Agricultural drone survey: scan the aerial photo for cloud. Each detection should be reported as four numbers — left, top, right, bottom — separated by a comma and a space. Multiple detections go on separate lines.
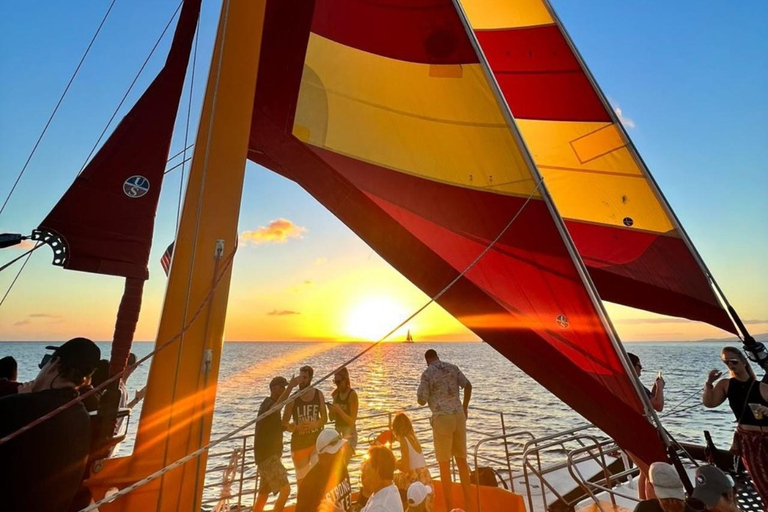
15, 239, 36, 250
613, 105, 636, 129
12, 313, 64, 327
241, 218, 306, 245
616, 318, 694, 325
617, 317, 768, 326
267, 309, 300, 316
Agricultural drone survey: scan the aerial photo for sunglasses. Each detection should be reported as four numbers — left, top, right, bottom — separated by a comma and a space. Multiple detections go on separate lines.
39, 353, 53, 369
722, 358, 741, 365
333, 378, 345, 385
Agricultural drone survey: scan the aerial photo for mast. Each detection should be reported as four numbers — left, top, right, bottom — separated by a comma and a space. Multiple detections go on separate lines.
448, 0, 671, 451
536, 0, 746, 341
86, 0, 269, 510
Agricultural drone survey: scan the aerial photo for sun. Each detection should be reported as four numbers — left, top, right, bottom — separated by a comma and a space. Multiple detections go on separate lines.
343, 296, 408, 341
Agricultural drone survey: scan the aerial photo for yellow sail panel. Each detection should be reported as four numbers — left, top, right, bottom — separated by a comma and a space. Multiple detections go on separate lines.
463, 0, 735, 331
247, 0, 670, 465
293, 34, 536, 197
463, 0, 553, 30
517, 119, 675, 234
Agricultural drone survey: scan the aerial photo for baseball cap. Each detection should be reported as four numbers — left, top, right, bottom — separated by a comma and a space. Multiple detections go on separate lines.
649, 462, 685, 501
44, 338, 100, 375
407, 482, 432, 507
692, 465, 733, 506
269, 376, 288, 388
316, 429, 347, 455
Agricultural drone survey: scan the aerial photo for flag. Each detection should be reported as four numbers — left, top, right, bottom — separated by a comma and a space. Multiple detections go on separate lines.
160, 242, 174, 277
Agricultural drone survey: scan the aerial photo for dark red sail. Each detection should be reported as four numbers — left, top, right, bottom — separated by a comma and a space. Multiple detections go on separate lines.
33, 0, 201, 280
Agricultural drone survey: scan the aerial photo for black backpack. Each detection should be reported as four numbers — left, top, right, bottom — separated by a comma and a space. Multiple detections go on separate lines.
470, 466, 509, 490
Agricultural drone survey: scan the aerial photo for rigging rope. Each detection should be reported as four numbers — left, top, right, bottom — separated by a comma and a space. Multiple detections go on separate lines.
0, 242, 41, 274
0, 0, 119, 219
177, 18, 200, 230
167, 143, 195, 164
0, 243, 41, 308
164, 157, 192, 175
77, 1, 184, 175
0, 246, 237, 447
78, 178, 544, 511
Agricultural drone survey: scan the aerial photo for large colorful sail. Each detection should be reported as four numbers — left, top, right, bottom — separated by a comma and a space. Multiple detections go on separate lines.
463, 0, 735, 333
248, 0, 666, 464
32, 0, 201, 280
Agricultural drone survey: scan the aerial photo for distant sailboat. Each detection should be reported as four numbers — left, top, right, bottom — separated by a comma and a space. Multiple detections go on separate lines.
404, 330, 414, 343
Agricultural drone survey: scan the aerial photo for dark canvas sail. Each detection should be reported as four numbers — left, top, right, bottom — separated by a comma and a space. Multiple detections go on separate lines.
247, 0, 667, 465
33, 0, 201, 280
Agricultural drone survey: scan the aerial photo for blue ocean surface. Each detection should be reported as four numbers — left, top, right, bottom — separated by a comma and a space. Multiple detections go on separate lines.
3, 341, 743, 506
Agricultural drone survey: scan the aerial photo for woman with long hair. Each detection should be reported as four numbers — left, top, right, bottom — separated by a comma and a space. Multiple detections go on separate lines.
328, 366, 358, 458
392, 412, 433, 512
703, 346, 768, 504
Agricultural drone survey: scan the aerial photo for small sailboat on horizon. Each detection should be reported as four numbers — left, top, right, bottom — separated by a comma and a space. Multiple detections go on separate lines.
405, 330, 414, 343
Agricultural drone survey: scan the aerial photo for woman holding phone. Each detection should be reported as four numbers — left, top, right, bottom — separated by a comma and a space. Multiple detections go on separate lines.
702, 346, 768, 504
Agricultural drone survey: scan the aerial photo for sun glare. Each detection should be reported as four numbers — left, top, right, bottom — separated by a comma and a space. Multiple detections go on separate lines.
344, 296, 408, 341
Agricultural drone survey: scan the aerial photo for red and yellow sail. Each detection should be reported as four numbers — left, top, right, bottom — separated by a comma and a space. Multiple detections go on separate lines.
464, 0, 735, 332
248, 0, 666, 464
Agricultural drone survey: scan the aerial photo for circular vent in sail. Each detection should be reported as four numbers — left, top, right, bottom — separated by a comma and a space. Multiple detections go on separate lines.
556, 315, 569, 329
623, 217, 634, 227
123, 175, 150, 198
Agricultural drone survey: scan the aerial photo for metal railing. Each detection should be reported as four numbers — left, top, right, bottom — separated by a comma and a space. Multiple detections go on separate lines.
200, 404, 513, 511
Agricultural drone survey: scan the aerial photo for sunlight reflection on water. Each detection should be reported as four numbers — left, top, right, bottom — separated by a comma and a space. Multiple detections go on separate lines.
7, 341, 742, 506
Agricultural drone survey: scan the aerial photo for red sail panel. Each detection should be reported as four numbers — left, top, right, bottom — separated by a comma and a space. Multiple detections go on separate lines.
34, 0, 201, 280
246, 0, 667, 465
468, 1, 734, 333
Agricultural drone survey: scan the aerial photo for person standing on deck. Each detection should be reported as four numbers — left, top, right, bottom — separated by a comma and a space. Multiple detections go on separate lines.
416, 349, 473, 512
627, 352, 665, 500
254, 375, 299, 512
628, 353, 665, 412
329, 366, 359, 458
702, 346, 768, 505
0, 337, 100, 512
283, 365, 328, 486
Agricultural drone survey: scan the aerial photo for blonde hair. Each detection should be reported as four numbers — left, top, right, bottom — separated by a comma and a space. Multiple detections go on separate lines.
722, 346, 756, 380
392, 412, 422, 453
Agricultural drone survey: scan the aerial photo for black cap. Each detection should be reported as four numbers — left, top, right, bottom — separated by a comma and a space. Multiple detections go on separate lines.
46, 338, 101, 376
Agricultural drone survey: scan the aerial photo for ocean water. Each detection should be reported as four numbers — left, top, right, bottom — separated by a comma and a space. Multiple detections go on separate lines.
2, 341, 742, 507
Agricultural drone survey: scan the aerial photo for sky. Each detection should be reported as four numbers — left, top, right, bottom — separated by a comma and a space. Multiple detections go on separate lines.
0, 0, 766, 343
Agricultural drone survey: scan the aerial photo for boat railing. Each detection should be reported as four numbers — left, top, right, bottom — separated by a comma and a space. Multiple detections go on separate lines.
517, 425, 634, 512
199, 403, 513, 511
564, 439, 640, 512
